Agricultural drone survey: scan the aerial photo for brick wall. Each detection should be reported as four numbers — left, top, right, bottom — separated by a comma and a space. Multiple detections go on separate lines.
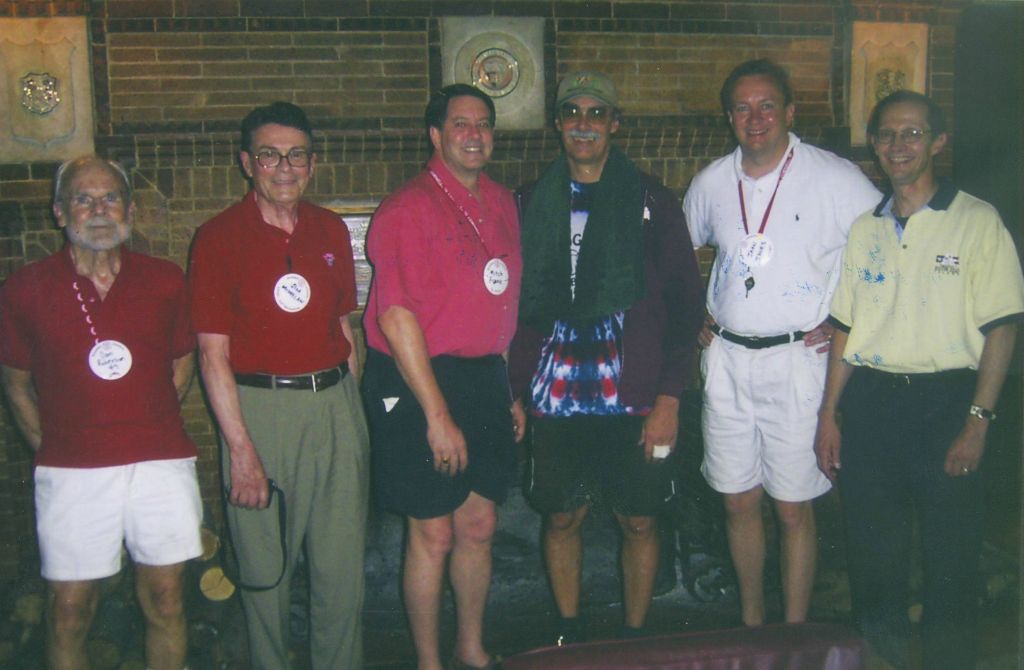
0, 0, 970, 582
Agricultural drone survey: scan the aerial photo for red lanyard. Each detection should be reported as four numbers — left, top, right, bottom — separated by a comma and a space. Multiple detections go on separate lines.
428, 169, 493, 257
737, 148, 794, 236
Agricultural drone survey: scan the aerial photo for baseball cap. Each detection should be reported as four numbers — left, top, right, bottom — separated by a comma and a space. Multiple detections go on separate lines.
556, 71, 619, 109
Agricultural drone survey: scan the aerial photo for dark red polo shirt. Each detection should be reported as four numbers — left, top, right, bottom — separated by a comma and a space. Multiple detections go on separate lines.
188, 191, 358, 374
0, 248, 197, 468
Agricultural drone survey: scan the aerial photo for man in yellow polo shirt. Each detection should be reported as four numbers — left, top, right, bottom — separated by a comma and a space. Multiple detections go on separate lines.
814, 90, 1024, 670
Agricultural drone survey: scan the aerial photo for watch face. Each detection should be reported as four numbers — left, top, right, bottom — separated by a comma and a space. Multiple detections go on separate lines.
471, 48, 520, 98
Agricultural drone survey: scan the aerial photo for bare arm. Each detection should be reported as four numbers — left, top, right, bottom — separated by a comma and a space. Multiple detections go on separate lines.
172, 351, 195, 403
196, 333, 269, 509
1, 365, 42, 451
814, 328, 855, 481
944, 323, 1017, 476
377, 305, 466, 475
341, 315, 361, 383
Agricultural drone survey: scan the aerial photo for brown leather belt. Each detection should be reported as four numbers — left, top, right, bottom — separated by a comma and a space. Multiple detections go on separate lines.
234, 363, 348, 392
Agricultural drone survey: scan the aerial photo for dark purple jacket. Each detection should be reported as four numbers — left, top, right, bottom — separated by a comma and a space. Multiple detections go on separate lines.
508, 172, 705, 409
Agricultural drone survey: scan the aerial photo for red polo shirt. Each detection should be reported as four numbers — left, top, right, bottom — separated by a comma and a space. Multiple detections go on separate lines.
189, 192, 358, 374
363, 157, 521, 357
0, 248, 197, 468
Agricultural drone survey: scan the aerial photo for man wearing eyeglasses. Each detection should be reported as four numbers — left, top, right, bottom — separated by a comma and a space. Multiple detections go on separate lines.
508, 71, 704, 644
0, 156, 202, 670
815, 90, 1024, 669
683, 59, 880, 629
188, 102, 368, 669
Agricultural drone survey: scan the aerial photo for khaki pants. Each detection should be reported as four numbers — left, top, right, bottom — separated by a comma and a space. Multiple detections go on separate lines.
224, 373, 369, 670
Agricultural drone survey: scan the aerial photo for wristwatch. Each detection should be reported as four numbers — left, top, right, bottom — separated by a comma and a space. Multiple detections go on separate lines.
968, 404, 996, 421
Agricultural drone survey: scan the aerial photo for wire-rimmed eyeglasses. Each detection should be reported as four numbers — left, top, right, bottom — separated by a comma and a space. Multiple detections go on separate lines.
872, 128, 931, 146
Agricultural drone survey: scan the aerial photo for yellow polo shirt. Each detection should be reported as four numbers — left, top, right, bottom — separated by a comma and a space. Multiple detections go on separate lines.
830, 183, 1024, 373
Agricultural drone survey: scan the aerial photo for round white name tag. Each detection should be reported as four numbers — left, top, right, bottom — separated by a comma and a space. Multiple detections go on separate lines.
89, 340, 133, 381
738, 233, 774, 267
274, 273, 311, 312
483, 258, 510, 295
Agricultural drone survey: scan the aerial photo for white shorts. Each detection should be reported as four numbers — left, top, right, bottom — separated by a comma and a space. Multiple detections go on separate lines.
35, 457, 203, 581
700, 336, 831, 502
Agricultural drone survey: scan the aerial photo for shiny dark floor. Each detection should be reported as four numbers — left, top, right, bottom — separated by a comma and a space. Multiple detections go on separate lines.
0, 387, 1019, 669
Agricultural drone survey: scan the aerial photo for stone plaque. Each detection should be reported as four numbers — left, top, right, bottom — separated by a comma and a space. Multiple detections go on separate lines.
441, 17, 545, 130
0, 17, 94, 161
849, 22, 929, 146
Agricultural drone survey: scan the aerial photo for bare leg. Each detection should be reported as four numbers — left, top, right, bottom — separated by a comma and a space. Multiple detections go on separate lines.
135, 562, 188, 670
543, 506, 589, 618
450, 493, 498, 667
774, 499, 817, 623
615, 513, 658, 629
404, 514, 454, 670
724, 486, 766, 626
47, 579, 99, 670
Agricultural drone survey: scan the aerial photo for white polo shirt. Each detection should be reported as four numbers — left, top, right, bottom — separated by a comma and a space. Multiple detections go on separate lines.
684, 133, 880, 336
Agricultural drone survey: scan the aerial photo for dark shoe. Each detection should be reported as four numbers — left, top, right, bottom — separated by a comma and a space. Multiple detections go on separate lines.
450, 654, 502, 670
554, 616, 586, 646
619, 625, 649, 639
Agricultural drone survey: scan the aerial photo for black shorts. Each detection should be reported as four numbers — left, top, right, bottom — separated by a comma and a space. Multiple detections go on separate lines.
526, 414, 677, 516
363, 349, 517, 519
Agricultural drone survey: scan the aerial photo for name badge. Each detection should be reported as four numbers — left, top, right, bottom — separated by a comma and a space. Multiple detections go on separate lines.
274, 273, 311, 312
738, 233, 774, 267
89, 340, 132, 381
483, 258, 509, 295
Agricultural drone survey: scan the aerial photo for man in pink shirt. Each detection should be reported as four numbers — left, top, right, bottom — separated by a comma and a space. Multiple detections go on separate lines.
362, 84, 522, 670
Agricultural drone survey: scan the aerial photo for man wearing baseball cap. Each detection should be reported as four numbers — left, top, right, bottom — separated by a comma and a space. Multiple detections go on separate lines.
509, 71, 704, 644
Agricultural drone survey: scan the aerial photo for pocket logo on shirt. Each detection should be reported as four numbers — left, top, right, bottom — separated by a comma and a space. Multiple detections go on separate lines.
934, 254, 960, 276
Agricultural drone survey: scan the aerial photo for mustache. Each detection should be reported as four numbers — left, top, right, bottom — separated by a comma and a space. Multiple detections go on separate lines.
84, 215, 120, 227
567, 129, 601, 141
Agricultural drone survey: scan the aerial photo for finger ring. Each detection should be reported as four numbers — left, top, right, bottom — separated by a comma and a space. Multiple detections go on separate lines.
441, 458, 450, 464
962, 466, 969, 473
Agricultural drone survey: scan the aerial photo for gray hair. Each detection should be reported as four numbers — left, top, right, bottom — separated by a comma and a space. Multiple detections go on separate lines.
53, 155, 133, 214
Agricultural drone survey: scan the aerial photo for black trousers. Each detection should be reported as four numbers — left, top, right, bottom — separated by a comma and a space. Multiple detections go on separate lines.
838, 367, 983, 670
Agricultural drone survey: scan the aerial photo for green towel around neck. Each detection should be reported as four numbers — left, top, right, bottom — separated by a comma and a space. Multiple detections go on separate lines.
519, 146, 646, 328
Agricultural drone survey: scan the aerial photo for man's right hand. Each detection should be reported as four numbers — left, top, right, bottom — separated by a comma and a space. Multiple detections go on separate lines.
697, 313, 717, 348
427, 412, 468, 477
511, 399, 527, 443
228, 442, 271, 509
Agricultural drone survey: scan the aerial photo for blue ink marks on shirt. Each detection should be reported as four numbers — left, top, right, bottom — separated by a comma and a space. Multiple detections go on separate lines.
850, 352, 884, 366
859, 269, 885, 284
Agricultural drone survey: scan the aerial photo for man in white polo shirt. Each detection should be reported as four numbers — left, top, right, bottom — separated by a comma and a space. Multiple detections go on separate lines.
816, 90, 1024, 669
684, 58, 879, 627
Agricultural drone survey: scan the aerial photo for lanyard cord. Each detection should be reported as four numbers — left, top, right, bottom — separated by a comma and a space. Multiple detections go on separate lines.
224, 479, 288, 592
428, 169, 493, 257
737, 148, 795, 236
71, 281, 101, 346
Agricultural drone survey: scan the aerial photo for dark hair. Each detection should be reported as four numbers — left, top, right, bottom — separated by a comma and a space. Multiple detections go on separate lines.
866, 89, 946, 138
240, 101, 314, 153
719, 58, 794, 115
424, 84, 496, 132
54, 155, 132, 214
